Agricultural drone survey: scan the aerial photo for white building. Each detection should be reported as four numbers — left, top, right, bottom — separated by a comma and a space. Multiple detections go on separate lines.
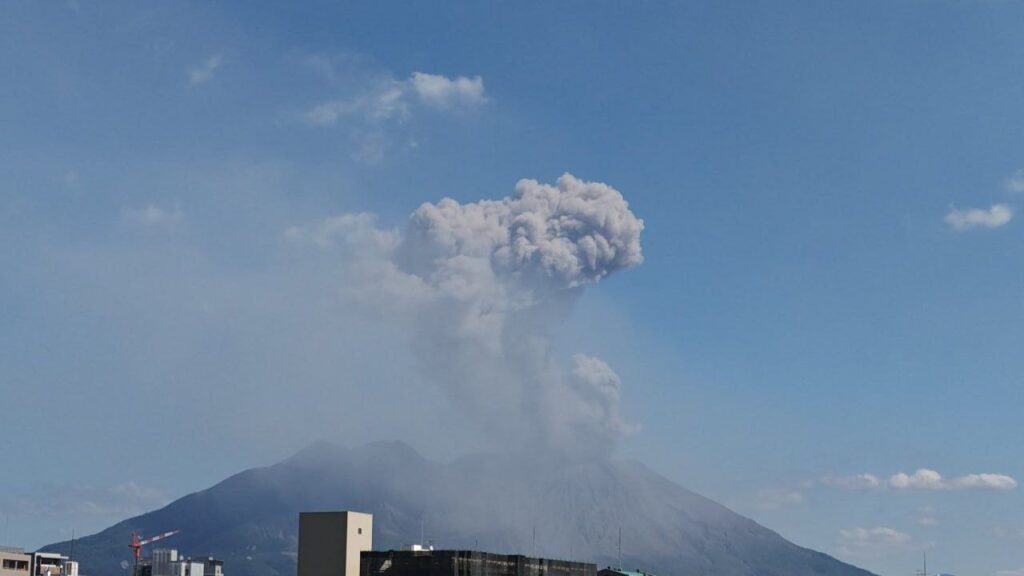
154, 550, 220, 576
151, 550, 178, 576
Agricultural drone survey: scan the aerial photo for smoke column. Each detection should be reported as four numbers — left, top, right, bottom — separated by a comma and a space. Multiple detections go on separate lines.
288, 174, 644, 459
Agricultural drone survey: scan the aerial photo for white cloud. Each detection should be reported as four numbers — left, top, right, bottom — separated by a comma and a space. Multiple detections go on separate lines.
889, 469, 1017, 491
409, 72, 486, 108
302, 71, 485, 127
994, 569, 1024, 576
189, 54, 226, 85
298, 61, 487, 162
944, 204, 1013, 231
836, 526, 913, 560
889, 468, 946, 490
822, 473, 883, 490
948, 473, 1019, 490
1005, 170, 1024, 193
121, 204, 183, 230
822, 469, 1017, 492
755, 489, 805, 510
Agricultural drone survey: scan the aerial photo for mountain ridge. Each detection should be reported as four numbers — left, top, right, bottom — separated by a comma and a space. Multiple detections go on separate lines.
42, 441, 874, 576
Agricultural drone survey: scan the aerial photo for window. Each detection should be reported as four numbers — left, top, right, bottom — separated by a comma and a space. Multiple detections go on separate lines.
358, 528, 363, 535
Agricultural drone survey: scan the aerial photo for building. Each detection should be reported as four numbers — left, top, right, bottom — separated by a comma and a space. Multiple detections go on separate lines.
144, 549, 220, 576
169, 559, 205, 576
0, 548, 31, 576
199, 557, 222, 576
152, 550, 178, 576
296, 510, 595, 576
31, 553, 75, 576
597, 569, 655, 576
361, 550, 596, 576
0, 548, 77, 576
298, 511, 373, 576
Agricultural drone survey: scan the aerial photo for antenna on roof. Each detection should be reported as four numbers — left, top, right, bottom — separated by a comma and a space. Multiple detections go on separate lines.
617, 526, 622, 570
914, 551, 929, 576
532, 526, 536, 558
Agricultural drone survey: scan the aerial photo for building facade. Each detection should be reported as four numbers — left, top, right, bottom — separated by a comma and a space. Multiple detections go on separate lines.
0, 548, 31, 576
298, 511, 373, 576
31, 553, 73, 576
151, 549, 178, 576
360, 550, 596, 576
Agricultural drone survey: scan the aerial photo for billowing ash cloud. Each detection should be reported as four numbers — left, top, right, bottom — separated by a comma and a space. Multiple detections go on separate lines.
288, 174, 644, 459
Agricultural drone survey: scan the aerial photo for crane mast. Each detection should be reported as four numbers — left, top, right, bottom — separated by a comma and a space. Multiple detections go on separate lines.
128, 529, 181, 576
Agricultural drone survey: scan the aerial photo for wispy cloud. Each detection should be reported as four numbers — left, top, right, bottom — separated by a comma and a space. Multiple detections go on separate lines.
121, 204, 183, 230
822, 469, 1017, 492
302, 84, 408, 126
189, 54, 226, 85
302, 70, 486, 127
821, 473, 883, 490
992, 527, 1024, 540
754, 489, 805, 510
1004, 170, 1024, 193
835, 526, 913, 560
944, 204, 1012, 231
994, 569, 1024, 576
4, 482, 168, 519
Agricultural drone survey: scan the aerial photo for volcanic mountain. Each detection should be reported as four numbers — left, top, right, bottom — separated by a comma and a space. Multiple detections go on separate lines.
42, 441, 873, 576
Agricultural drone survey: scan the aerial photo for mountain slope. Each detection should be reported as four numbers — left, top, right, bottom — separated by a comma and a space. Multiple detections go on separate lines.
42, 441, 873, 576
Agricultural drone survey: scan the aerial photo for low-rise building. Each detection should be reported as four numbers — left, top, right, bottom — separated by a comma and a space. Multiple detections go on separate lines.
0, 548, 31, 576
32, 552, 68, 576
361, 550, 596, 576
145, 550, 221, 576
152, 549, 178, 576
597, 568, 656, 576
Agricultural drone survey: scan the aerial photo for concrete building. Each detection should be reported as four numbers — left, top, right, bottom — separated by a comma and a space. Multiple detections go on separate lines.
149, 551, 219, 576
0, 548, 31, 576
298, 512, 373, 576
361, 550, 596, 576
296, 510, 593, 576
151, 549, 178, 576
597, 569, 655, 576
32, 553, 68, 576
169, 559, 204, 576
199, 557, 222, 576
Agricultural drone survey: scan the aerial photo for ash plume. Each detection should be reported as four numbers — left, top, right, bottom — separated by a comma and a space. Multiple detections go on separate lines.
288, 174, 644, 459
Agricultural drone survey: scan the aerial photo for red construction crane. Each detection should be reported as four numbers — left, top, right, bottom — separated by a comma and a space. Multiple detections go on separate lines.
128, 530, 181, 576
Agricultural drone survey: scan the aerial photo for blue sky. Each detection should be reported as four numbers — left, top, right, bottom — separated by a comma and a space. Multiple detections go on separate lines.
3, 2, 1024, 575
